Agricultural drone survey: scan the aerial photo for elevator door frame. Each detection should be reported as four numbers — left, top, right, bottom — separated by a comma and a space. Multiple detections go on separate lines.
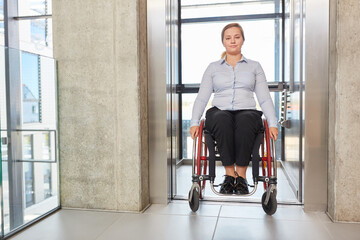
148, 0, 329, 212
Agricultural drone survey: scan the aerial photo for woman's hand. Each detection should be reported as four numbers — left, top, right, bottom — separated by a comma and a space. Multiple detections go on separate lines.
190, 126, 200, 139
269, 127, 279, 141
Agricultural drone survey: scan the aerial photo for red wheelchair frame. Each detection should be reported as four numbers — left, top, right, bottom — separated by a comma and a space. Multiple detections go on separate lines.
188, 118, 278, 215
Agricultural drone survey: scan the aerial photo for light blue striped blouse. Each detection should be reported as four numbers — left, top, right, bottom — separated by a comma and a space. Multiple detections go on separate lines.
191, 56, 278, 128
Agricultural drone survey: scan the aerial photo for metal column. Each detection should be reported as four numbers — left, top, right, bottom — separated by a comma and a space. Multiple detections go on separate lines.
4, 0, 25, 230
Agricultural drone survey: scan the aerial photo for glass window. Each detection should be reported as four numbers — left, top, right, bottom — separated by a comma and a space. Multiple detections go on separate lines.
181, 20, 278, 84
42, 132, 50, 160
23, 134, 34, 160
1, 131, 7, 160
21, 51, 41, 123
23, 135, 35, 207
43, 163, 52, 199
24, 162, 35, 207
18, 0, 52, 16
18, 131, 55, 161
182, 94, 197, 159
2, 160, 10, 233
1, 0, 57, 235
182, 94, 213, 159
0, 47, 7, 161
19, 18, 53, 57
182, 0, 279, 19
0, 0, 4, 46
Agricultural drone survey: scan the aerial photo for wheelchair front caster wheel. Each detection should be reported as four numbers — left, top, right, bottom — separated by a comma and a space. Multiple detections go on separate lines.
188, 189, 200, 212
261, 191, 277, 215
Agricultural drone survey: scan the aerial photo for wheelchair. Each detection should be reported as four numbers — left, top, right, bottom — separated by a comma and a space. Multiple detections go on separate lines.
188, 118, 278, 215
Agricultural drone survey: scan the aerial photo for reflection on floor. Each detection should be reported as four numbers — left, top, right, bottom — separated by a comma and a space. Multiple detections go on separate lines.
9, 202, 360, 240
175, 163, 298, 203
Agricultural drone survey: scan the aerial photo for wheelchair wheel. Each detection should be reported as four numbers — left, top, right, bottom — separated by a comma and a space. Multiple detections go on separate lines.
196, 120, 207, 199
188, 189, 200, 212
261, 191, 277, 215
198, 156, 207, 199
261, 119, 273, 191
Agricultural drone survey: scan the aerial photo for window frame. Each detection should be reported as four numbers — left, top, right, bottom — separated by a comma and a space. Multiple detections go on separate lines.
178, 0, 285, 161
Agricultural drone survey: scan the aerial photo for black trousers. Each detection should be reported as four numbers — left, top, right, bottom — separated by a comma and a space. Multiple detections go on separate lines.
205, 107, 263, 166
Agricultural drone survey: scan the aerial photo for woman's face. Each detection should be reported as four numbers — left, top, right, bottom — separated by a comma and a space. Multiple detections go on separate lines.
222, 27, 244, 56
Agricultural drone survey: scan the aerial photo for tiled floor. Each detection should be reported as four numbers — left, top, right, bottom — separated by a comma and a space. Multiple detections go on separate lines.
9, 201, 360, 240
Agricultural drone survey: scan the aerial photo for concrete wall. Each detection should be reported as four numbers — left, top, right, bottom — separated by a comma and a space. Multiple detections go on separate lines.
328, 0, 360, 222
52, 0, 149, 211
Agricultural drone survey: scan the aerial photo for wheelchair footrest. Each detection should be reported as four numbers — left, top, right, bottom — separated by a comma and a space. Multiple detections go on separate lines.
256, 176, 277, 184
213, 183, 255, 188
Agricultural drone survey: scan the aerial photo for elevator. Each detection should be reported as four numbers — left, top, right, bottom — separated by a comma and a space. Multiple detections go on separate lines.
149, 0, 328, 211
171, 0, 305, 204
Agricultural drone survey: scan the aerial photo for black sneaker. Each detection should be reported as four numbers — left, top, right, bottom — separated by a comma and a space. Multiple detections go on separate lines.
234, 176, 249, 194
220, 175, 235, 194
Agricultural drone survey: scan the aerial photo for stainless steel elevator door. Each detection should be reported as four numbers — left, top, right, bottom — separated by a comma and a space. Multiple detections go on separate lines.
281, 0, 304, 202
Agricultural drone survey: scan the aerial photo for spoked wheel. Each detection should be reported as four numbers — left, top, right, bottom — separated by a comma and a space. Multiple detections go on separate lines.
261, 119, 274, 191
188, 188, 200, 212
198, 157, 207, 199
197, 120, 208, 199
261, 191, 277, 215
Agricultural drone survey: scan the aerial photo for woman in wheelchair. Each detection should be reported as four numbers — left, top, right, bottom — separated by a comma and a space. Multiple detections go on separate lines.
189, 23, 278, 195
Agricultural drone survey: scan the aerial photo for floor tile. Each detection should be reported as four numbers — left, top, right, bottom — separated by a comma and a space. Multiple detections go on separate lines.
213, 217, 271, 240
220, 204, 316, 222
144, 202, 221, 217
213, 217, 331, 240
322, 222, 360, 240
96, 213, 217, 240
9, 209, 123, 240
264, 218, 331, 240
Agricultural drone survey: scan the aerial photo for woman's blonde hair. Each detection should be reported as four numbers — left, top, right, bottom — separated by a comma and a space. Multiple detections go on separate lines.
221, 23, 245, 59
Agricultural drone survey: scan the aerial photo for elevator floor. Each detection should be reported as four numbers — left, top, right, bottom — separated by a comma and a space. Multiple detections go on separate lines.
9, 202, 360, 240
175, 163, 299, 203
